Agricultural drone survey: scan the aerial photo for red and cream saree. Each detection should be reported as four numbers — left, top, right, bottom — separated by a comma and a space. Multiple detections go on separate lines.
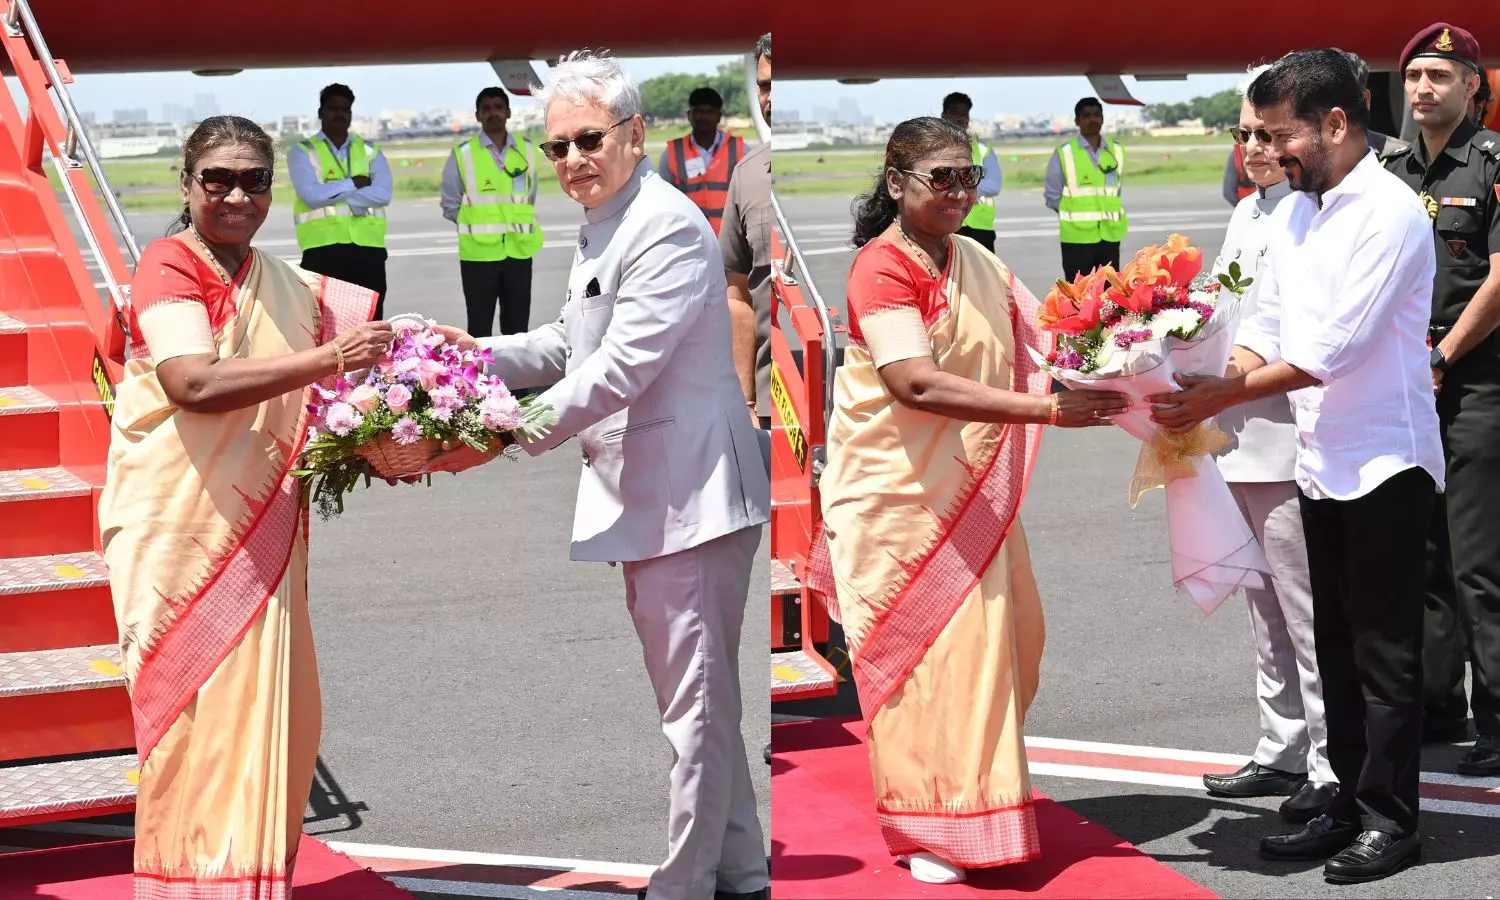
807, 234, 1051, 868
98, 234, 375, 899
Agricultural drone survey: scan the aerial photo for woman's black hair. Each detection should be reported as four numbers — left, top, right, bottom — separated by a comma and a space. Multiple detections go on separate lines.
168, 114, 275, 235
850, 116, 971, 248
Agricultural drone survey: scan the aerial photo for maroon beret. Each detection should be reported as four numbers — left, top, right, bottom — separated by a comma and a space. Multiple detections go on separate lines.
1401, 23, 1483, 75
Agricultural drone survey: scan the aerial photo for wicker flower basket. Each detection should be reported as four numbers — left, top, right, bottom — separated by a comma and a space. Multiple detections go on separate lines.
353, 432, 503, 479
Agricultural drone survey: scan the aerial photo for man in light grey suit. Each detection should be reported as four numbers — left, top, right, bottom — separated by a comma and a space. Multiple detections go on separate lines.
438, 51, 770, 900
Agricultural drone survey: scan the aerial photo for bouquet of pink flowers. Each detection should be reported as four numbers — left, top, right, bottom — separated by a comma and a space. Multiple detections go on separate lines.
294, 314, 557, 518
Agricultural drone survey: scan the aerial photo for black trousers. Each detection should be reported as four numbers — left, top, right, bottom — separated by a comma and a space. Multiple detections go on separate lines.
460, 258, 534, 339
1060, 240, 1121, 280
1300, 465, 1435, 837
957, 225, 995, 253
300, 244, 388, 320
1424, 342, 1500, 737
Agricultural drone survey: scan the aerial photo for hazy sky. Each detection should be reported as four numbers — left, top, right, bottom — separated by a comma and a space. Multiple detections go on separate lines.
68, 55, 1244, 123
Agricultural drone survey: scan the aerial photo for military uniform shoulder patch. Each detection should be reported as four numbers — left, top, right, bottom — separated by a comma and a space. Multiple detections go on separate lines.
1476, 137, 1500, 167
1380, 141, 1411, 163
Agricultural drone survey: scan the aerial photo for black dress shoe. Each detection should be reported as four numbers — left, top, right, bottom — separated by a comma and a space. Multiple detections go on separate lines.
716, 890, 770, 900
1324, 831, 1421, 883
1456, 734, 1500, 776
1279, 780, 1339, 823
637, 890, 647, 900
1260, 814, 1360, 860
1203, 761, 1307, 798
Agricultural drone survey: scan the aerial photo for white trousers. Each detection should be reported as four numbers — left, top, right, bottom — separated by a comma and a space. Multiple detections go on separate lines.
623, 524, 767, 899
1231, 480, 1336, 783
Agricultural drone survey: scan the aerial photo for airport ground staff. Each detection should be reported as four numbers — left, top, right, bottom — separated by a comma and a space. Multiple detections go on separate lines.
440, 87, 542, 338
1043, 96, 1127, 279
940, 91, 1003, 253
659, 87, 745, 235
289, 83, 392, 318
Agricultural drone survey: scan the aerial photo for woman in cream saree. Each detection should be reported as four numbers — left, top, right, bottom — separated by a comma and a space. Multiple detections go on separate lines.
805, 118, 1125, 885
97, 116, 388, 899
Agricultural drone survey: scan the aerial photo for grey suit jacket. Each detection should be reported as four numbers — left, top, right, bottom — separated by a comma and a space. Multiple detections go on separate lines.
478, 161, 770, 563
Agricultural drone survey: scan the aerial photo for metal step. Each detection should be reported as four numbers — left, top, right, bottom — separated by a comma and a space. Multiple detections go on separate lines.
0, 552, 109, 597
0, 466, 91, 503
0, 385, 56, 415
0, 645, 125, 698
771, 649, 839, 699
0, 552, 116, 654
0, 753, 138, 826
771, 558, 801, 596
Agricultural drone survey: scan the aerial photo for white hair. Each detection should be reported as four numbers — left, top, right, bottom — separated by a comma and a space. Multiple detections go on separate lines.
1237, 63, 1275, 99
536, 49, 643, 121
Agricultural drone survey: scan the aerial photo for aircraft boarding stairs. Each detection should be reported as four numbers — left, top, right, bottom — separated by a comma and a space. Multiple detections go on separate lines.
767, 191, 847, 705
0, 0, 141, 827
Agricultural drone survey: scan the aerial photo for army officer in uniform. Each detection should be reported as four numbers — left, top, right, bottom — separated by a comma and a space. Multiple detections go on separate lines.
1383, 22, 1500, 776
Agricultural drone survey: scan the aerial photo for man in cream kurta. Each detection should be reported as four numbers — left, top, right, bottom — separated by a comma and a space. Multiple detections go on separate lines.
476, 158, 771, 900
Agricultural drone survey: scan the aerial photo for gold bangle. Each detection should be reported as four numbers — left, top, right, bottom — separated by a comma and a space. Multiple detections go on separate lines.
1048, 394, 1060, 425
331, 341, 345, 377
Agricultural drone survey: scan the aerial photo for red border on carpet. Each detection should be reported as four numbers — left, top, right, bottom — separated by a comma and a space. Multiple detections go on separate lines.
0, 835, 413, 899
771, 717, 1216, 899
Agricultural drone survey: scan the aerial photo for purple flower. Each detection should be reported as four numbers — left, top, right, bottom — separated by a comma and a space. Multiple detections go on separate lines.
391, 416, 423, 445
429, 385, 462, 412
1190, 302, 1215, 322
1052, 347, 1086, 370
1113, 328, 1154, 350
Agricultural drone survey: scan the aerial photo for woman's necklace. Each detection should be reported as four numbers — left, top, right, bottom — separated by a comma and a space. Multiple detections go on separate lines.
897, 224, 944, 280
187, 227, 235, 286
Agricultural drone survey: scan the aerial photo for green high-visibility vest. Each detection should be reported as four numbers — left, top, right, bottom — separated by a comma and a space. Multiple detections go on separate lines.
1056, 137, 1128, 244
292, 136, 388, 251
962, 138, 996, 232
455, 136, 543, 262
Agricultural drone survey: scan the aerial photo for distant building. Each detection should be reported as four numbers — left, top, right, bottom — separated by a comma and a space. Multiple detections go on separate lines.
112, 108, 149, 125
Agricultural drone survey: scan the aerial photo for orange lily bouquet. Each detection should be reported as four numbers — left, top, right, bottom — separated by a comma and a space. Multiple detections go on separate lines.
1036, 234, 1250, 376
1026, 235, 1271, 614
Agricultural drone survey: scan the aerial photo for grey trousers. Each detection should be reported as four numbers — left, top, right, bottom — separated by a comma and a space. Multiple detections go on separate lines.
1230, 480, 1336, 783
623, 524, 768, 899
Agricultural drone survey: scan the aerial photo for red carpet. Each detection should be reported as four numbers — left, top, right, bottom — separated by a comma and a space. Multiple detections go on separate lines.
771, 717, 1215, 899
0, 835, 413, 899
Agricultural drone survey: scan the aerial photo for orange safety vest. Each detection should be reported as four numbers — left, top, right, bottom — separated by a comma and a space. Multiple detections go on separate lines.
664, 132, 745, 234
1231, 143, 1254, 202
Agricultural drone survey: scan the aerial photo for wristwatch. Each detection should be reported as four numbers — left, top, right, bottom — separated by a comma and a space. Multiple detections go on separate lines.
1431, 346, 1451, 373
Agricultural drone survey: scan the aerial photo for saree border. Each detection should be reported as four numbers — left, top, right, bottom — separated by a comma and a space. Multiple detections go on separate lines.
134, 871, 291, 900
878, 798, 1041, 869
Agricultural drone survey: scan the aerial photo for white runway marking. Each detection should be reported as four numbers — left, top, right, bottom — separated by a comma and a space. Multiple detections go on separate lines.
323, 840, 658, 878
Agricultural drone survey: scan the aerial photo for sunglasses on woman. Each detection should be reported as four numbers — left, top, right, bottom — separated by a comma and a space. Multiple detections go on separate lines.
1230, 126, 1274, 146
540, 118, 634, 162
192, 167, 274, 195
897, 165, 984, 191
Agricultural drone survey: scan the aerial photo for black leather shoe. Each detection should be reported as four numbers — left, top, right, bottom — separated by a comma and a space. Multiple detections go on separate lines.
1260, 814, 1360, 860
716, 890, 770, 900
1279, 781, 1339, 823
637, 890, 647, 900
1456, 734, 1500, 776
1324, 831, 1421, 883
1204, 761, 1307, 798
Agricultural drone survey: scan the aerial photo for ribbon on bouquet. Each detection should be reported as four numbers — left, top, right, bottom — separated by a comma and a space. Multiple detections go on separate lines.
1127, 422, 1231, 509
